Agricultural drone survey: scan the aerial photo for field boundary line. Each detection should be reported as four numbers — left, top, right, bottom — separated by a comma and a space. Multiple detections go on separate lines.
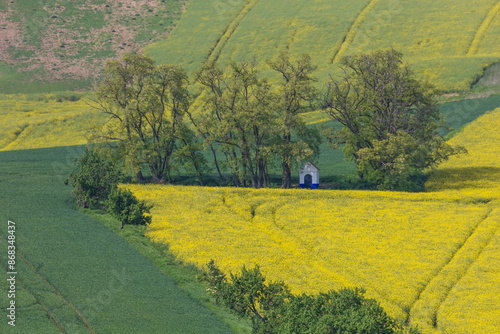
408, 205, 500, 332
206, 0, 260, 64
0, 234, 96, 334
331, 0, 382, 63
466, 0, 500, 55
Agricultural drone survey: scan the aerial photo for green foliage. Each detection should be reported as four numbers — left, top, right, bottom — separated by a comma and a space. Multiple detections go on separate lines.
323, 49, 466, 191
91, 53, 202, 183
0, 146, 234, 333
202, 261, 291, 332
202, 261, 419, 334
106, 188, 152, 229
200, 259, 228, 303
268, 51, 322, 188
276, 289, 400, 334
195, 59, 277, 188
65, 146, 121, 208
194, 53, 321, 188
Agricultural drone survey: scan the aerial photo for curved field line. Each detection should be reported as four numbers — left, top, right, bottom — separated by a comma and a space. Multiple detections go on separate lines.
266, 204, 403, 316
206, 0, 260, 64
408, 205, 500, 332
0, 234, 98, 334
0, 261, 66, 333
2, 124, 29, 151
467, 0, 500, 55
331, 0, 382, 63
16, 252, 97, 334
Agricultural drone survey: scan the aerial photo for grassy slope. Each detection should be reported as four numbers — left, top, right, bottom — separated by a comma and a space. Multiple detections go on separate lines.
82, 209, 252, 334
0, 146, 234, 333
0, 0, 183, 94
144, 0, 248, 75
2, 0, 498, 94
146, 0, 500, 91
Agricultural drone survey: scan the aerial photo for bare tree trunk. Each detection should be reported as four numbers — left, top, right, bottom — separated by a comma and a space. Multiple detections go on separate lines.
281, 162, 292, 189
281, 132, 292, 188
210, 145, 224, 184
258, 158, 267, 188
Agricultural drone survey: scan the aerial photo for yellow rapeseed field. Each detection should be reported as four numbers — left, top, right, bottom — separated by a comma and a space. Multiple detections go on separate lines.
127, 108, 500, 332
0, 95, 104, 151
420, 108, 500, 333
436, 207, 500, 334
127, 184, 496, 325
427, 107, 500, 193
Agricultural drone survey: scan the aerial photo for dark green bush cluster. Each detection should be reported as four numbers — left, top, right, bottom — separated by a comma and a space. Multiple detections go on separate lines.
201, 260, 421, 334
65, 147, 121, 208
106, 188, 152, 229
66, 147, 151, 228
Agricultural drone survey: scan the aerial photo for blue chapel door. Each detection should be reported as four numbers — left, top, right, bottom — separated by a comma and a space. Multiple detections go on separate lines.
304, 174, 312, 189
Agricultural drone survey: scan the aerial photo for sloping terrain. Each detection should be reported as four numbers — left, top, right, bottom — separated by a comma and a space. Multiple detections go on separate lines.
1, 0, 499, 93
0, 146, 233, 333
146, 0, 500, 91
1, 2, 499, 333
0, 0, 184, 93
127, 108, 500, 333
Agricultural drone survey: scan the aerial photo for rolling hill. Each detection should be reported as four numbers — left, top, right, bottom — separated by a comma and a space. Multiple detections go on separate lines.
127, 107, 500, 334
1, 1, 500, 333
145, 0, 500, 91
0, 0, 184, 93
1, 0, 499, 94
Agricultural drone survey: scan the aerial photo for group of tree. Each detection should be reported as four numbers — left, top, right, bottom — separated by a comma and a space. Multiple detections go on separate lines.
89, 52, 320, 189
65, 147, 151, 229
89, 54, 202, 184
193, 54, 321, 188
200, 260, 421, 334
89, 49, 465, 191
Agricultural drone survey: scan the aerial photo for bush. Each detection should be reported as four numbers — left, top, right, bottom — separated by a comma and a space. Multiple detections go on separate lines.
201, 261, 420, 334
65, 147, 121, 208
106, 188, 152, 229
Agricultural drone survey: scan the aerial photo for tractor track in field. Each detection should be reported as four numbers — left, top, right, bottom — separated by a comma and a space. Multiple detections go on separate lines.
0, 260, 66, 333
2, 124, 29, 151
331, 0, 382, 63
407, 204, 500, 331
17, 252, 97, 334
205, 0, 260, 64
260, 203, 403, 314
0, 234, 96, 333
467, 0, 500, 55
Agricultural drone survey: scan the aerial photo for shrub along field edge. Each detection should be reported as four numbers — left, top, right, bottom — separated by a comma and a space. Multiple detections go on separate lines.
0, 146, 237, 334
82, 209, 253, 334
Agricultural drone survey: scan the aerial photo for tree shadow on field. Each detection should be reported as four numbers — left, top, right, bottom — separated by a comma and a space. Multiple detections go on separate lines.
427, 167, 500, 190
